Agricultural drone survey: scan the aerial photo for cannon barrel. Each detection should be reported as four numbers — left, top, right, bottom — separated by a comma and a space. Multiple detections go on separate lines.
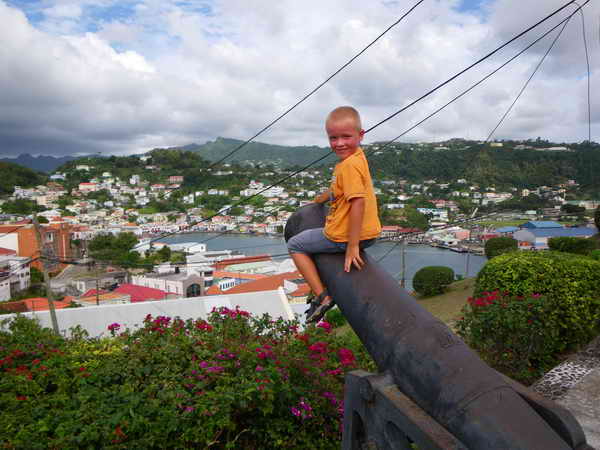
285, 204, 584, 449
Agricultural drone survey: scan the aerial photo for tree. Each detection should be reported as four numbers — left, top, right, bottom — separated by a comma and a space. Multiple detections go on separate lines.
595, 206, 600, 231
88, 232, 139, 265
484, 237, 518, 259
37, 216, 49, 224
400, 207, 430, 231
1, 199, 44, 215
157, 245, 172, 262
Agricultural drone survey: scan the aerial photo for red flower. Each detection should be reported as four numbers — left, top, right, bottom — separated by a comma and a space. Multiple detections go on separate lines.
338, 348, 356, 366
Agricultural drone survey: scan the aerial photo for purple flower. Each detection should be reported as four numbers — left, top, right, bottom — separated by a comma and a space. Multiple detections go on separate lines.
291, 407, 301, 417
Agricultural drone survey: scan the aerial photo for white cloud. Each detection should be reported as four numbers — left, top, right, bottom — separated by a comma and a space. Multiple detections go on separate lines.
0, 0, 599, 158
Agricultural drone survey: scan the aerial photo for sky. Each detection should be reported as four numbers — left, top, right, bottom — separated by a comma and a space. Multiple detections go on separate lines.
1, 0, 599, 157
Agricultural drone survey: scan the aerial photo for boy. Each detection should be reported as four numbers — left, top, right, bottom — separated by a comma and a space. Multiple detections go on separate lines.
287, 106, 381, 323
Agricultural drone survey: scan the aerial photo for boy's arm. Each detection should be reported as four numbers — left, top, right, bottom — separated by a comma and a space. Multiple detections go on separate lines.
345, 197, 365, 272
314, 189, 331, 204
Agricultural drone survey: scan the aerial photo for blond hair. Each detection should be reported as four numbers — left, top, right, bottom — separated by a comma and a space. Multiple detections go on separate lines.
326, 106, 362, 131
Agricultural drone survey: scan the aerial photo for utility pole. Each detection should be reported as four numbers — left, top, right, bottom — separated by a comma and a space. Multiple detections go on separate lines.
465, 249, 471, 280
33, 216, 59, 334
95, 274, 100, 306
400, 238, 406, 288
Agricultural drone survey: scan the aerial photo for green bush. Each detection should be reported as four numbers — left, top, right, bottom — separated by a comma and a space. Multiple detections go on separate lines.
413, 266, 454, 297
484, 236, 518, 259
457, 292, 560, 384
475, 251, 600, 346
591, 249, 600, 261
0, 310, 375, 449
324, 307, 347, 328
548, 236, 597, 255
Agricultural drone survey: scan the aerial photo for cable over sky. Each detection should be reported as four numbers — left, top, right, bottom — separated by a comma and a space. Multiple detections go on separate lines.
137, 0, 590, 250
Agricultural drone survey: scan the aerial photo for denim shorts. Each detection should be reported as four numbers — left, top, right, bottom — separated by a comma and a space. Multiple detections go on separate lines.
287, 227, 375, 255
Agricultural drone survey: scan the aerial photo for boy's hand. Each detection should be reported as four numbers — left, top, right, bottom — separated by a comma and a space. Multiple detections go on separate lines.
344, 244, 364, 272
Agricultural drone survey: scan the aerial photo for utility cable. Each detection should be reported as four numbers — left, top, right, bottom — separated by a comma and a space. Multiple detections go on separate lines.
205, 0, 426, 170
485, 15, 572, 142
573, 2, 591, 142
128, 1, 584, 253
364, 0, 582, 134
366, 10, 581, 157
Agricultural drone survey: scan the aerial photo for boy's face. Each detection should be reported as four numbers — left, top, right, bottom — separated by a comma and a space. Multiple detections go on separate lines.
326, 118, 365, 161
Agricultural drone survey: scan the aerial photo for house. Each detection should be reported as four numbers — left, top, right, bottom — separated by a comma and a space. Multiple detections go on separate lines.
0, 253, 31, 301
131, 264, 212, 297
169, 176, 184, 183
79, 183, 97, 193
513, 225, 597, 250
0, 223, 73, 271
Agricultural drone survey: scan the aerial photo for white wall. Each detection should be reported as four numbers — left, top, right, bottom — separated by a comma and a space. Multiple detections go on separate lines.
0, 234, 18, 252
1, 288, 294, 338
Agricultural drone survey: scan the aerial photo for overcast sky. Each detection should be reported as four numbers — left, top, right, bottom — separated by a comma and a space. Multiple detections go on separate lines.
1, 0, 599, 157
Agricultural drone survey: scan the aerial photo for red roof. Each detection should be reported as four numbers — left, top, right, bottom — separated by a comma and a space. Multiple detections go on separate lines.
213, 270, 267, 280
0, 247, 16, 256
113, 283, 167, 303
220, 271, 303, 295
82, 288, 107, 298
214, 254, 272, 270
3, 297, 73, 312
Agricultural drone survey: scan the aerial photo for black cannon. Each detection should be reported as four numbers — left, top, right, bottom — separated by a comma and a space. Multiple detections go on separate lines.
285, 204, 591, 450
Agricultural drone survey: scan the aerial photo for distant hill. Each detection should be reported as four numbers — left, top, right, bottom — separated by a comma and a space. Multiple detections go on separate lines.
0, 154, 78, 173
0, 161, 46, 195
177, 137, 334, 168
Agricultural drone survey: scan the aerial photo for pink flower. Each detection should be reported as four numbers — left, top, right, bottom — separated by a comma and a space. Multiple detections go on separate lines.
291, 407, 301, 417
338, 348, 356, 366
255, 365, 264, 372
317, 321, 332, 333
308, 341, 328, 354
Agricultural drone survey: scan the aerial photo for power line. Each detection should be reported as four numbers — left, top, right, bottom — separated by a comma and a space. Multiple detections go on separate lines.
485, 14, 572, 142
146, 6, 583, 251
205, 0, 426, 170
364, 0, 581, 133
573, 2, 592, 142
366, 9, 582, 156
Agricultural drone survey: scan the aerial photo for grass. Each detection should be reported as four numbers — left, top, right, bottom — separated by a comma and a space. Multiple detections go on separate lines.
416, 278, 476, 325
334, 278, 476, 336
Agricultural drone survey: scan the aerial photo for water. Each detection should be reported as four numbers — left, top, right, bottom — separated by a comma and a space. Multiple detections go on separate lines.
162, 233, 487, 291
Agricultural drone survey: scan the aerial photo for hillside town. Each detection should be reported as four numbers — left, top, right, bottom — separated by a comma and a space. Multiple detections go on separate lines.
0, 145, 598, 313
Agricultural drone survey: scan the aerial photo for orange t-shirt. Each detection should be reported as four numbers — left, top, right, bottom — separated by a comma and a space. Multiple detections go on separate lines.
324, 147, 381, 242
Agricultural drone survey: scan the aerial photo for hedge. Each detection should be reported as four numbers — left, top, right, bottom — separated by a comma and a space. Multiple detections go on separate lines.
0, 310, 375, 448
484, 236, 518, 259
548, 236, 597, 255
475, 251, 600, 345
413, 266, 454, 297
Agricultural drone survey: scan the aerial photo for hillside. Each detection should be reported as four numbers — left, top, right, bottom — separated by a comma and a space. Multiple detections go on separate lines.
178, 137, 335, 168
369, 142, 600, 194
0, 162, 46, 195
0, 154, 78, 173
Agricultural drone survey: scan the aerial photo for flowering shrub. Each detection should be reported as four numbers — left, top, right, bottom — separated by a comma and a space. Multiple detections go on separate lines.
475, 251, 600, 346
0, 308, 375, 448
457, 291, 568, 384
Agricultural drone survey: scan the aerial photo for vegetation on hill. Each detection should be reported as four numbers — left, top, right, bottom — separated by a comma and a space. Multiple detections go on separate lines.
0, 154, 77, 173
0, 162, 46, 195
369, 142, 600, 195
180, 137, 334, 168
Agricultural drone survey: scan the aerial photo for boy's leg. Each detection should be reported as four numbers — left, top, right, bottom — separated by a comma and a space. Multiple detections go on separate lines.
290, 252, 329, 300
287, 228, 342, 305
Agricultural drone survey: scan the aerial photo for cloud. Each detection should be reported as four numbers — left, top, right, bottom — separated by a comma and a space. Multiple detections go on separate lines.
0, 0, 599, 158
